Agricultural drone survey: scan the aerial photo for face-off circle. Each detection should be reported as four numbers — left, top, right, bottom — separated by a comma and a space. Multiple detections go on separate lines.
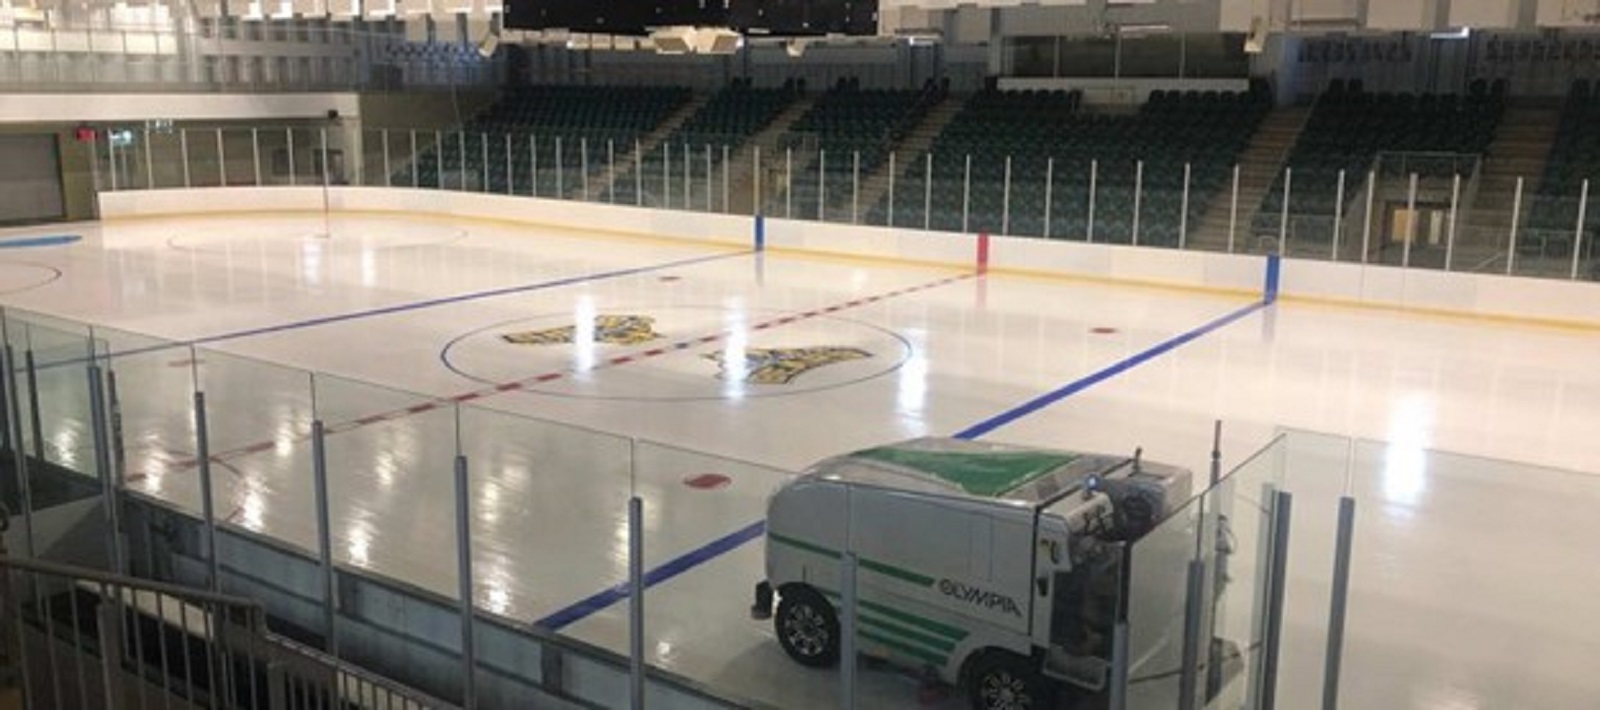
441, 305, 913, 401
0, 262, 62, 295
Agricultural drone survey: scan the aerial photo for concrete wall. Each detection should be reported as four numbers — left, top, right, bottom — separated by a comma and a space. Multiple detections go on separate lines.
98, 186, 1600, 327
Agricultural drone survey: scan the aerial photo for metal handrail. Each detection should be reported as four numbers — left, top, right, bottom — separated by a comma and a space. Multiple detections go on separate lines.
0, 555, 264, 612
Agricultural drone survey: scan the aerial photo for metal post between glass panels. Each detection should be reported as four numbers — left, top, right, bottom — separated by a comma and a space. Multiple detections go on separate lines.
322, 128, 332, 187
1228, 163, 1239, 253
1279, 167, 1292, 256
683, 142, 690, 210
1572, 179, 1590, 280
383, 129, 392, 188
434, 131, 442, 190
610, 140, 618, 204
253, 128, 262, 186
581, 138, 590, 201
922, 153, 933, 231
1403, 173, 1417, 268
785, 147, 793, 219
286, 127, 298, 184
1002, 156, 1012, 236
888, 152, 896, 228
1361, 170, 1376, 264
706, 145, 714, 212
628, 495, 645, 710
1131, 160, 1142, 247
216, 128, 227, 187
105, 133, 116, 191
852, 150, 860, 224
1044, 157, 1054, 238
144, 128, 154, 189
961, 154, 971, 234
409, 130, 418, 189
458, 132, 467, 191
505, 134, 513, 195
555, 136, 564, 198
533, 135, 541, 197
663, 142, 670, 207
1179, 162, 1191, 250
481, 134, 489, 192
179, 128, 191, 188
453, 453, 477, 710
722, 145, 730, 213
1508, 177, 1523, 276
1087, 159, 1098, 243
635, 140, 644, 205
1331, 170, 1346, 260
818, 150, 827, 221
1445, 174, 1461, 271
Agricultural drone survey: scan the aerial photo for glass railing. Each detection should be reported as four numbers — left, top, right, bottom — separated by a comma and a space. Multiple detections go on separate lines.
87, 123, 1600, 286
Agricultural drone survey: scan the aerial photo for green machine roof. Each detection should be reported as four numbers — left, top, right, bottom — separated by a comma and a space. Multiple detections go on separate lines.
851, 446, 1081, 498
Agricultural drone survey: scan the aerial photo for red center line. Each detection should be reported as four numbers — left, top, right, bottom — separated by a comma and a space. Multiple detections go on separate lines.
186, 271, 977, 466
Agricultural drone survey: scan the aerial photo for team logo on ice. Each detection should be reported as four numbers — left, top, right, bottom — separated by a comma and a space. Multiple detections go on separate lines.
501, 315, 662, 346
704, 347, 871, 385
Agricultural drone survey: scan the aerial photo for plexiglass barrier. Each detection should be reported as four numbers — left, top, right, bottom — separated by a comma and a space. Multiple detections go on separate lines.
6, 302, 1599, 708
90, 124, 1600, 285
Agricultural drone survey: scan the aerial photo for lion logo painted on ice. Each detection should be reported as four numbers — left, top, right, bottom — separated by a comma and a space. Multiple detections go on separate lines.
501, 315, 662, 346
704, 347, 871, 385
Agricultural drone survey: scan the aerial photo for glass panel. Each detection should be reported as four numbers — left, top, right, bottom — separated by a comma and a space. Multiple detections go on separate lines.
192, 349, 316, 549
99, 328, 200, 516
147, 127, 185, 188
310, 373, 456, 589
1339, 439, 1600, 708
456, 404, 631, 626
5, 312, 99, 479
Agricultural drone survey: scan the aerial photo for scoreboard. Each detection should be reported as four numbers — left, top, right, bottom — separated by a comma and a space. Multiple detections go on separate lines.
503, 0, 878, 36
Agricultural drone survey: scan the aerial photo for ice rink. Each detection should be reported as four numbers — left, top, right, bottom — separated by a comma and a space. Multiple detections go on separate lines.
3, 212, 1598, 708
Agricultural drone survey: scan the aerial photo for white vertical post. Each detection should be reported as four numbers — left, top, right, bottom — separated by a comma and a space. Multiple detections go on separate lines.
1228, 163, 1239, 253
1179, 162, 1191, 249
887, 152, 896, 228
481, 134, 490, 192
435, 131, 443, 190
611, 141, 619, 204
1572, 179, 1589, 280
321, 127, 331, 187
1403, 173, 1418, 268
107, 136, 118, 191
581, 137, 590, 201
663, 141, 671, 207
961, 154, 971, 233
683, 142, 691, 210
924, 153, 933, 231
1132, 160, 1144, 246
1508, 177, 1523, 275
250, 128, 263, 187
785, 147, 793, 219
505, 134, 513, 195
852, 150, 860, 224
1332, 169, 1346, 260
383, 129, 392, 188
458, 132, 467, 191
144, 128, 154, 189
1279, 167, 1292, 256
555, 136, 563, 198
818, 149, 827, 220
287, 128, 296, 186
1088, 159, 1098, 243
1361, 170, 1376, 264
1044, 157, 1055, 237
1002, 156, 1013, 236
1445, 173, 1460, 271
409, 130, 418, 189
179, 128, 191, 188
215, 128, 226, 187
635, 140, 643, 205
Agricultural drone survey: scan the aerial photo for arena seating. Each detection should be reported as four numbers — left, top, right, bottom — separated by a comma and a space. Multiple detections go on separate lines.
398, 84, 692, 196
1254, 82, 1504, 240
612, 78, 801, 207
777, 78, 945, 221
872, 83, 1269, 245
1525, 80, 1600, 253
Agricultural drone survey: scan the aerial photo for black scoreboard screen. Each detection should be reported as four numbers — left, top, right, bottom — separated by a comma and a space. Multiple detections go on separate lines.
503, 0, 878, 36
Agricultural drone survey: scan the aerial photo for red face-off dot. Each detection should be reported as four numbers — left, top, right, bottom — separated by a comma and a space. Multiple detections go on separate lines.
1090, 327, 1118, 335
167, 358, 205, 368
683, 473, 732, 490
658, 275, 683, 283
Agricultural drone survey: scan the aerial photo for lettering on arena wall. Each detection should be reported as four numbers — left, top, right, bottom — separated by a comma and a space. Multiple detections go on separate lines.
937, 579, 1023, 618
